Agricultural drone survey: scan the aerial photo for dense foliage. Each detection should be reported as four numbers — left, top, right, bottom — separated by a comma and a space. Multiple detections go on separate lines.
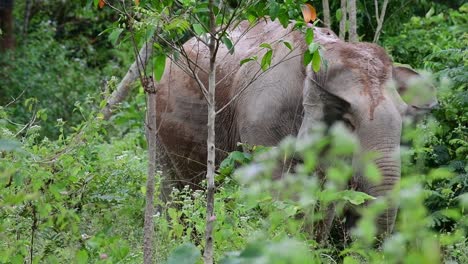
0, 1, 131, 138
384, 5, 467, 232
0, 1, 466, 263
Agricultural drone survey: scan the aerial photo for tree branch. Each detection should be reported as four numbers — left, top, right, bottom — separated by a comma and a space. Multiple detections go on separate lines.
143, 77, 158, 264
101, 40, 154, 120
373, 0, 389, 43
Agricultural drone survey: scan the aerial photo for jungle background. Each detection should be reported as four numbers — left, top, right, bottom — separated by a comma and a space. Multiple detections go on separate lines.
0, 0, 467, 263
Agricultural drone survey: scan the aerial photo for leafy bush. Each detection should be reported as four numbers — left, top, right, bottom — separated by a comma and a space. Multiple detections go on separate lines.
1, 2, 466, 264
0, 105, 147, 263
384, 5, 467, 232
158, 122, 467, 263
0, 8, 133, 138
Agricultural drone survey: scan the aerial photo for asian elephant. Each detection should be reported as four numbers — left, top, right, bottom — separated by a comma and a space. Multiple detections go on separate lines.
154, 20, 437, 238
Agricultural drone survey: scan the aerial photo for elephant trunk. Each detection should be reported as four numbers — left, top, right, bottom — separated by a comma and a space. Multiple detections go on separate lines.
366, 150, 400, 234
355, 102, 402, 235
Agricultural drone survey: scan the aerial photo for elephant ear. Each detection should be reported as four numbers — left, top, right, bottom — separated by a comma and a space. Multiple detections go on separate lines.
393, 66, 438, 114
298, 66, 351, 140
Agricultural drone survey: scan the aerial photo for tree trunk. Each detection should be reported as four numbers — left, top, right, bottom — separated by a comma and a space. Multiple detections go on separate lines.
23, 0, 33, 36
203, 1, 216, 263
143, 77, 158, 264
101, 40, 153, 120
348, 0, 358, 42
0, 0, 15, 51
322, 0, 331, 29
339, 0, 347, 40
373, 0, 389, 43
322, 0, 331, 28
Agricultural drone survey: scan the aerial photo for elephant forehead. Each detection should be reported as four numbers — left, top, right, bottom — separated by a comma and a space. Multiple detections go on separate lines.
338, 43, 393, 85
332, 43, 393, 119
314, 27, 340, 44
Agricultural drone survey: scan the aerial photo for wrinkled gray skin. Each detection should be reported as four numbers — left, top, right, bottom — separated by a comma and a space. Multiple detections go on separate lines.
155, 20, 437, 239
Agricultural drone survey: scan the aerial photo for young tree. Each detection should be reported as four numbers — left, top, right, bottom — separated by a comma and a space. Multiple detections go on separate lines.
322, 0, 331, 29
339, 0, 347, 40
23, 0, 33, 35
348, 0, 357, 42
101, 1, 322, 263
373, 0, 389, 43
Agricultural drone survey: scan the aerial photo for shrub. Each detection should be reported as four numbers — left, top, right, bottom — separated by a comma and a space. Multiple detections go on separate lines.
384, 5, 467, 232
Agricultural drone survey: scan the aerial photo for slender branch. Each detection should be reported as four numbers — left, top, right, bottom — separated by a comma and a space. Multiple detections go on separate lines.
101, 40, 154, 120
203, 0, 218, 262
217, 21, 293, 85
4, 90, 25, 108
216, 49, 298, 115
373, 0, 389, 43
15, 109, 37, 137
178, 42, 210, 101
157, 34, 209, 75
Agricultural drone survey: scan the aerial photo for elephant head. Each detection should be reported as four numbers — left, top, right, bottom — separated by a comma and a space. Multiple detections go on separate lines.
298, 27, 437, 236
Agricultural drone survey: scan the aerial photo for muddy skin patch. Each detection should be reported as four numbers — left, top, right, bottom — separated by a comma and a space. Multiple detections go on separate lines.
338, 43, 392, 120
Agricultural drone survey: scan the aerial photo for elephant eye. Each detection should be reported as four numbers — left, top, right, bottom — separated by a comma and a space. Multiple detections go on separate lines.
342, 114, 355, 131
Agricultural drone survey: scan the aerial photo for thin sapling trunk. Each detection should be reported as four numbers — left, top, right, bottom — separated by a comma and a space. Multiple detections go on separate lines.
322, 0, 331, 29
203, 0, 217, 263
348, 0, 358, 42
143, 76, 158, 264
373, 0, 389, 43
339, 0, 347, 40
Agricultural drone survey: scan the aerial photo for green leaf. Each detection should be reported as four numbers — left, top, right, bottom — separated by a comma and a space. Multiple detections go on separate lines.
259, 43, 272, 50
222, 36, 234, 55
312, 50, 321, 72
339, 190, 375, 205
426, 7, 435, 18
269, 1, 279, 21
193, 23, 205, 35
154, 54, 166, 82
239, 243, 263, 258
343, 256, 360, 264
282, 40, 293, 51
240, 56, 257, 66
303, 51, 313, 66
10, 255, 24, 264
75, 250, 89, 264
305, 28, 314, 45
108, 28, 123, 46
336, 8, 343, 21
167, 243, 201, 264
278, 9, 289, 28
261, 50, 273, 71
308, 42, 319, 53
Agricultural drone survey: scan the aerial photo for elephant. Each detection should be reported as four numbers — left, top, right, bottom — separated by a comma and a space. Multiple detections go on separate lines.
154, 20, 438, 239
